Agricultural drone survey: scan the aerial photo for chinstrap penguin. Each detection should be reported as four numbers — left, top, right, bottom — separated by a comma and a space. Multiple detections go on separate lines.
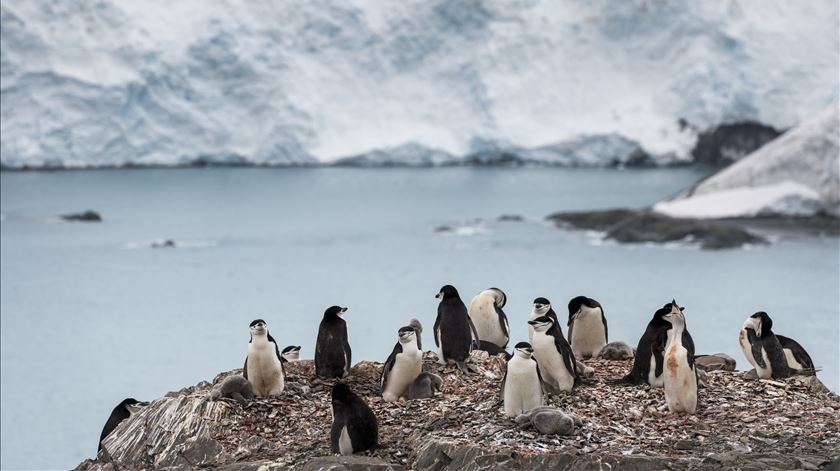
330, 383, 379, 455
281, 345, 302, 363
98, 398, 149, 452
502, 342, 545, 417
381, 326, 423, 402
244, 319, 286, 396
739, 311, 815, 379
434, 285, 479, 374
468, 287, 510, 349
409, 318, 423, 350
617, 300, 695, 387
662, 304, 698, 414
528, 298, 559, 344
408, 372, 443, 399
528, 315, 578, 393
210, 375, 255, 406
567, 296, 608, 359
315, 306, 352, 378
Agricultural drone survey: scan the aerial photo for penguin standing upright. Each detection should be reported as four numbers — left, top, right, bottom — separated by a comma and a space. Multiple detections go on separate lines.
98, 398, 148, 452
330, 383, 379, 455
381, 326, 423, 402
434, 285, 479, 374
244, 319, 286, 396
502, 342, 545, 417
315, 306, 352, 378
468, 287, 510, 349
739, 311, 815, 378
528, 315, 578, 393
528, 298, 559, 344
617, 300, 695, 387
567, 296, 608, 359
662, 304, 697, 414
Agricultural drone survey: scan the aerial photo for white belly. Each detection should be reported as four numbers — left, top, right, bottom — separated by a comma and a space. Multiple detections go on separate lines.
664, 344, 697, 414
648, 354, 664, 387
469, 296, 506, 347
247, 340, 285, 396
503, 360, 543, 417
783, 349, 803, 370
338, 425, 353, 455
383, 349, 422, 402
570, 307, 606, 359
531, 332, 574, 393
739, 328, 772, 378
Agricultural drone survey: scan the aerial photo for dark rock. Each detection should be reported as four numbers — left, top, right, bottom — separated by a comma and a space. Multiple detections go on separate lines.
434, 225, 454, 233
695, 353, 737, 372
598, 341, 635, 360
674, 439, 698, 450
151, 239, 176, 248
546, 208, 766, 250
61, 210, 102, 222
497, 214, 525, 222
692, 122, 782, 165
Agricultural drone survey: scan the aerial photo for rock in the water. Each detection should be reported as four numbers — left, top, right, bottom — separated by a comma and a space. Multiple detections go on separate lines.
497, 214, 525, 222
598, 341, 635, 360
61, 210, 102, 222
151, 239, 176, 248
695, 353, 737, 372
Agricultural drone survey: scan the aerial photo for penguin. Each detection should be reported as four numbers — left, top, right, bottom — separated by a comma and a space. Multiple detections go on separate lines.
567, 296, 608, 359
468, 287, 510, 349
528, 297, 559, 344
776, 334, 815, 372
662, 304, 697, 414
381, 326, 423, 402
409, 318, 423, 350
502, 342, 545, 417
408, 372, 443, 399
330, 383, 379, 455
244, 319, 286, 396
281, 345, 301, 363
210, 375, 255, 406
528, 315, 578, 393
434, 285, 479, 374
617, 300, 695, 386
739, 311, 814, 378
98, 398, 149, 452
315, 306, 352, 378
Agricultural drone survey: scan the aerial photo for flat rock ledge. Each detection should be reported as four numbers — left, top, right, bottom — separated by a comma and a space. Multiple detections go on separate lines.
75, 352, 840, 471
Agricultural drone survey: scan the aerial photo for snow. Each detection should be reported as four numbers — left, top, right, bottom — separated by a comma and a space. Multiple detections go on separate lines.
654, 104, 840, 218
1, 0, 838, 168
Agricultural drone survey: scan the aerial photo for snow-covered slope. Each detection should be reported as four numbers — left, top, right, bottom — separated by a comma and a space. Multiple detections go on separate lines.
655, 105, 840, 218
1, 1, 837, 168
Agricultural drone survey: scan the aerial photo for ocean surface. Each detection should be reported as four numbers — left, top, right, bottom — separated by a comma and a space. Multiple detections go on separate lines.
1, 167, 838, 470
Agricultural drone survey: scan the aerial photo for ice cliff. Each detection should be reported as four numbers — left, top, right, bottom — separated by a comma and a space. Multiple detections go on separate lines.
1, 0, 838, 168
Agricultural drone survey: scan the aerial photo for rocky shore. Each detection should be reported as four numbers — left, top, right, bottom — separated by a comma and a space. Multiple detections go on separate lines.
76, 352, 840, 470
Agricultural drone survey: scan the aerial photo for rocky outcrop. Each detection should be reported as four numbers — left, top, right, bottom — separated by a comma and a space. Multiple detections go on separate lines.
75, 353, 840, 471
691, 122, 782, 166
60, 210, 102, 222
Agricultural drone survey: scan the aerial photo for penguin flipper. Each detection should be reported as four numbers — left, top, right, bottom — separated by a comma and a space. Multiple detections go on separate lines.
243, 357, 248, 379
433, 314, 442, 348
601, 307, 608, 344
467, 317, 480, 349
495, 304, 510, 346
746, 329, 767, 369
652, 329, 667, 379
777, 334, 815, 370
381, 343, 402, 393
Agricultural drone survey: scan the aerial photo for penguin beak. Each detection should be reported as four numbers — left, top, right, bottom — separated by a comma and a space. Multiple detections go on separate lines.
525, 348, 533, 354
534, 304, 543, 309
527, 320, 539, 326
435, 292, 442, 299
341, 307, 348, 313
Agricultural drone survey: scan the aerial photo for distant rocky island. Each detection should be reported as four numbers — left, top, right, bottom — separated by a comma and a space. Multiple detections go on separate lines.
76, 352, 839, 471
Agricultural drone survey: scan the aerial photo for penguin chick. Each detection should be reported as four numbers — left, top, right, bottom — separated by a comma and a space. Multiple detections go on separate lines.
210, 375, 255, 406
408, 372, 443, 399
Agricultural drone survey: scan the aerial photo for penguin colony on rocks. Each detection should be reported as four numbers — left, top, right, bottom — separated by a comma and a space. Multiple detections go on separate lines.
95, 285, 821, 456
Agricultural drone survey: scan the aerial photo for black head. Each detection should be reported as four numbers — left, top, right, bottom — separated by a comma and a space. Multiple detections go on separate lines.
746, 311, 773, 337
119, 398, 149, 413
331, 383, 353, 403
532, 297, 551, 312
249, 319, 267, 328
513, 341, 532, 350
249, 319, 268, 336
527, 315, 554, 332
436, 285, 460, 300
324, 306, 348, 319
568, 296, 599, 315
281, 345, 301, 354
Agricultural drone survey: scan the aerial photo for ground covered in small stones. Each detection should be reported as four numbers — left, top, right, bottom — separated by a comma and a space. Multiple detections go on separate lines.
209, 351, 839, 468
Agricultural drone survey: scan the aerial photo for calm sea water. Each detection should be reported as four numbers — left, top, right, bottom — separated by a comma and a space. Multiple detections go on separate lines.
1, 167, 838, 470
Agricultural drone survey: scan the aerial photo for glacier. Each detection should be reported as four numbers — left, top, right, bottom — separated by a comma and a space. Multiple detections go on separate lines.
654, 104, 840, 218
1, 0, 838, 168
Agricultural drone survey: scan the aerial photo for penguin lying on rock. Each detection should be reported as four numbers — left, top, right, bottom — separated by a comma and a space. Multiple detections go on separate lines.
210, 375, 255, 406
514, 406, 582, 436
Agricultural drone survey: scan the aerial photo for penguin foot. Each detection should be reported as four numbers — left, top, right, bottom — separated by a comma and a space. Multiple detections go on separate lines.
455, 361, 470, 374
